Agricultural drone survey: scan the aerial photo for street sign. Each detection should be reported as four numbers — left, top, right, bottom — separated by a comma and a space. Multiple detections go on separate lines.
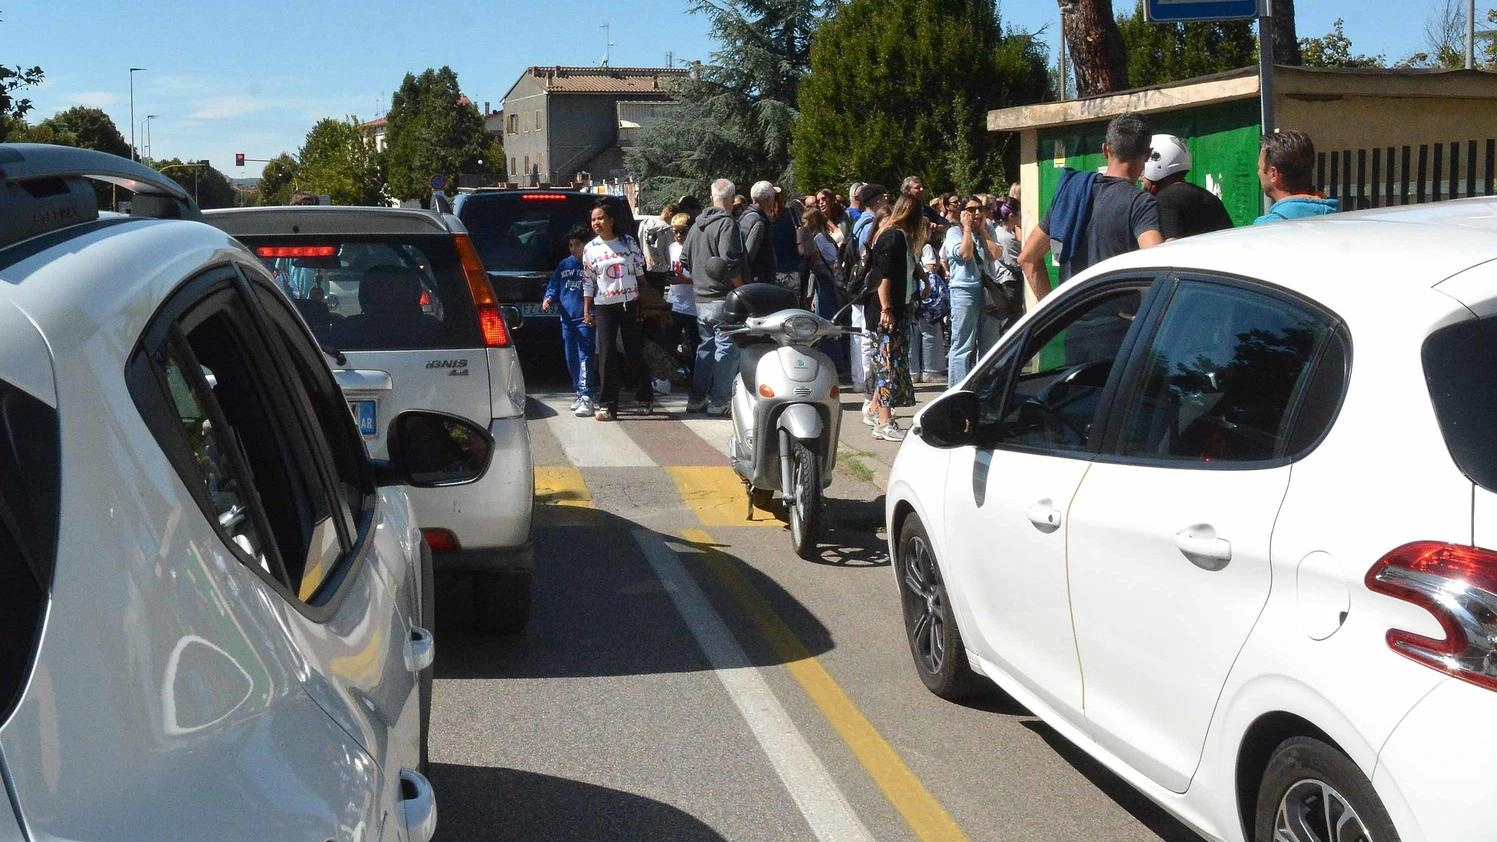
430, 175, 447, 191
1144, 0, 1258, 22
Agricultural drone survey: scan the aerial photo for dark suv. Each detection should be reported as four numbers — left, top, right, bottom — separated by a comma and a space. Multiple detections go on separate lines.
453, 189, 635, 347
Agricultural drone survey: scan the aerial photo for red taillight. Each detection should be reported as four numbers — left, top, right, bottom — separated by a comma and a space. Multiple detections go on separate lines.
519, 193, 568, 201
419, 289, 432, 307
1366, 541, 1497, 691
255, 245, 336, 258
453, 234, 511, 348
421, 528, 459, 553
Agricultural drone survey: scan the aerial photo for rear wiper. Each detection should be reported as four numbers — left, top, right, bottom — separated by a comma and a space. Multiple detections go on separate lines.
320, 344, 347, 367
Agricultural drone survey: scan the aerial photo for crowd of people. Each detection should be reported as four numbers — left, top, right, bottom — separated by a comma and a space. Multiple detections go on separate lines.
543, 111, 1337, 435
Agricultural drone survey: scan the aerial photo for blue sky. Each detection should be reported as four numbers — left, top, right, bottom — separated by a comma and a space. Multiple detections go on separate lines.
3, 0, 1471, 179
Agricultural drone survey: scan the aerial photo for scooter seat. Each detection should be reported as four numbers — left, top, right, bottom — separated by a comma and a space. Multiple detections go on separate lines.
723, 283, 799, 322
739, 342, 775, 395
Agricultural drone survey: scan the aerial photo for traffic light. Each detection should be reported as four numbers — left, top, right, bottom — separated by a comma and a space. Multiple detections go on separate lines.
235, 153, 245, 167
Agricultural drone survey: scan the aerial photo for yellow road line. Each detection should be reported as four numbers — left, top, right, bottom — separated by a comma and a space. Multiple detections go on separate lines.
534, 466, 593, 508
678, 528, 971, 842
667, 466, 780, 528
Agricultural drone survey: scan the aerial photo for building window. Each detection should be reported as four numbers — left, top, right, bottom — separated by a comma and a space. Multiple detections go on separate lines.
509, 157, 516, 177
534, 110, 541, 131
507, 114, 517, 134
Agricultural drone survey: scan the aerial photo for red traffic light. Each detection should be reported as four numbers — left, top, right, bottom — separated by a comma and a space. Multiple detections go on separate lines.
235, 153, 245, 167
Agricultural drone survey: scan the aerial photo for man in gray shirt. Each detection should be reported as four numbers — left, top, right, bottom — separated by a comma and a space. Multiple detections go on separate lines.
683, 177, 746, 414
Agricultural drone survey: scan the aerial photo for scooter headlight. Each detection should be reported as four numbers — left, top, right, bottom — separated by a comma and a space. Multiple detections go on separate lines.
782, 314, 820, 342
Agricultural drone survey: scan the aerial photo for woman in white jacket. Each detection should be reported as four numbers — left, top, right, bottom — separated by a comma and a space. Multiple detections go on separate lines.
581, 201, 651, 420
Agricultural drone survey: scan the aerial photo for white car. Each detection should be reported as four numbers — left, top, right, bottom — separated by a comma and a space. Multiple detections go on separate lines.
206, 206, 535, 634
0, 144, 491, 840
886, 198, 1497, 842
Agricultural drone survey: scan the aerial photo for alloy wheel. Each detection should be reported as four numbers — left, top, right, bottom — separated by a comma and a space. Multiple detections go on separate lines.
1274, 779, 1375, 842
902, 534, 945, 675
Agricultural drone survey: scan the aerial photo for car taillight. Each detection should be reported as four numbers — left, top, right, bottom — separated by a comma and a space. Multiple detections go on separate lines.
519, 193, 568, 201
422, 528, 459, 553
1366, 541, 1497, 691
453, 233, 511, 348
255, 245, 336, 258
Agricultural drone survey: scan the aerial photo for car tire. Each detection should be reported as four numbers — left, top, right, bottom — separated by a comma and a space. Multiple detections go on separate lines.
895, 515, 983, 700
417, 539, 435, 775
473, 569, 532, 635
1253, 736, 1401, 842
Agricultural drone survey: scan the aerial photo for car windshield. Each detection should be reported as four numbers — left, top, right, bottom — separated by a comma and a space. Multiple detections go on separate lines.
240, 235, 481, 351
1424, 315, 1497, 492
459, 194, 630, 273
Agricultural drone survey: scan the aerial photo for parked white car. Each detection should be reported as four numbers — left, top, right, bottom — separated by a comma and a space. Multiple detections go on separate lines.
0, 144, 486, 841
205, 206, 535, 634
886, 198, 1497, 842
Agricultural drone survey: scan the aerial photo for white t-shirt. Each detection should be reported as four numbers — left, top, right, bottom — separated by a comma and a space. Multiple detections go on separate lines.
667, 241, 696, 316
582, 235, 644, 305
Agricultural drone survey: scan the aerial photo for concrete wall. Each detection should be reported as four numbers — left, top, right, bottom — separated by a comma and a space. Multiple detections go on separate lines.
547, 96, 622, 184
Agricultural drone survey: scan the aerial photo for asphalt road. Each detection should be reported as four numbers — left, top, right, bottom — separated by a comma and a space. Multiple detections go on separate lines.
426, 365, 1207, 842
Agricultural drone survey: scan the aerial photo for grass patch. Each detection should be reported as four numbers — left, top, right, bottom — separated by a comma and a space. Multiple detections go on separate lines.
837, 448, 876, 483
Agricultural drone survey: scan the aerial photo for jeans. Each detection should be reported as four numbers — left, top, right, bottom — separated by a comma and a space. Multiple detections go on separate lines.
811, 270, 846, 373
908, 311, 947, 376
594, 300, 650, 410
947, 285, 1005, 385
691, 298, 740, 407
559, 311, 595, 398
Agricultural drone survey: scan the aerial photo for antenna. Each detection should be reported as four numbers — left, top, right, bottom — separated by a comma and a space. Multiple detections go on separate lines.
666, 51, 674, 68
600, 21, 614, 68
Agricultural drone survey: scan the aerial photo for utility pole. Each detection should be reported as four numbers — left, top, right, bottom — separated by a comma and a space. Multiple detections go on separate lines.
128, 67, 145, 162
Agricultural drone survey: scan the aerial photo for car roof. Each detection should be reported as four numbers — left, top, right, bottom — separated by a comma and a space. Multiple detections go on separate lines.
1080, 196, 1497, 316
204, 205, 462, 237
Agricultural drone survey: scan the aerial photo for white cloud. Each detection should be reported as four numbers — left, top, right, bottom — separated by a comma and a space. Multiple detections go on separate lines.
188, 95, 276, 121
66, 91, 119, 108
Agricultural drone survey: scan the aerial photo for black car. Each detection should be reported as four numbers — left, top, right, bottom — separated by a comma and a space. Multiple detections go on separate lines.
453, 189, 636, 348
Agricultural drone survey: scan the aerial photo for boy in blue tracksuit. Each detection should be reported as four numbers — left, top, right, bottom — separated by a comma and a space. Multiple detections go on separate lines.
542, 226, 596, 416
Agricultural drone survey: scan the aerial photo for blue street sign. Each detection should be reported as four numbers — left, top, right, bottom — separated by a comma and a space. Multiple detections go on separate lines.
1145, 0, 1259, 22
430, 175, 447, 191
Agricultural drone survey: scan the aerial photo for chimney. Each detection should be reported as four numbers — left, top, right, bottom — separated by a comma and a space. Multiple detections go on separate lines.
690, 60, 702, 81
484, 101, 491, 115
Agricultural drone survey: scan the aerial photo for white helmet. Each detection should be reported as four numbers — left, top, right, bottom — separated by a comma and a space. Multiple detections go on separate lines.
1144, 134, 1191, 182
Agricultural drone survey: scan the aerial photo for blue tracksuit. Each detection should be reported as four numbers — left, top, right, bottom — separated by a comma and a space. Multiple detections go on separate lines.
545, 255, 594, 398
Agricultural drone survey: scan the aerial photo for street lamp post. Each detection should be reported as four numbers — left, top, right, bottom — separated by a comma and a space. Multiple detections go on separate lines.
141, 115, 157, 165
128, 68, 146, 162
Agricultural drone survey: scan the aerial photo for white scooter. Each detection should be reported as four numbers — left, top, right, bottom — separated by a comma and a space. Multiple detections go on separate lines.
718, 284, 858, 559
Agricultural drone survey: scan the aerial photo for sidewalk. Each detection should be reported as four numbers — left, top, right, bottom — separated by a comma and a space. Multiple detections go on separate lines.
830, 379, 951, 493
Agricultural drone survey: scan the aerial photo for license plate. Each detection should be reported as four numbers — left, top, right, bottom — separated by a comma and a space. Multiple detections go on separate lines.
519, 302, 555, 317
348, 399, 377, 437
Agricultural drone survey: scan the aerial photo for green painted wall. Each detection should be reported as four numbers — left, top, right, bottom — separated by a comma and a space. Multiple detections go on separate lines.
1035, 99, 1263, 285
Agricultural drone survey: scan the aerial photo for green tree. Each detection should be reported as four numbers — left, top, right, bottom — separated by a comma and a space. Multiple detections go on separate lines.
384, 67, 485, 205
794, 0, 1049, 193
0, 11, 44, 141
1117, 3, 1258, 87
256, 153, 300, 206
37, 106, 131, 157
1299, 18, 1386, 68
156, 159, 235, 210
296, 117, 385, 205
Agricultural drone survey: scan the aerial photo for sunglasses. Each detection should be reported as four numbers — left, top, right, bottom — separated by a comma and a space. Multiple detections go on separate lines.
963, 206, 983, 213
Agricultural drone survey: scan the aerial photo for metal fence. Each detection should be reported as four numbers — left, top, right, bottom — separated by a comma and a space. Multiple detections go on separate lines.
1318, 139, 1497, 210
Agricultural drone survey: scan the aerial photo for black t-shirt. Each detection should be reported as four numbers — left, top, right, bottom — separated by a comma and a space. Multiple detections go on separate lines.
1041, 175, 1159, 282
1155, 180, 1233, 240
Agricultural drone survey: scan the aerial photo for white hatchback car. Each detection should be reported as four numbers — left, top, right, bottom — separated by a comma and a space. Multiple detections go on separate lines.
887, 198, 1497, 842
0, 144, 490, 841
206, 207, 535, 634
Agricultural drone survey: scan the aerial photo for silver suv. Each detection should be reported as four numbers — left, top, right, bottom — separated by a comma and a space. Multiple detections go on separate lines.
0, 143, 477, 840
206, 206, 536, 633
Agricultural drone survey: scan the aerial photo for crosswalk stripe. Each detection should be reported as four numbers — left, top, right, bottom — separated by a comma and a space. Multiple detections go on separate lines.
677, 418, 734, 459
538, 397, 656, 467
666, 466, 781, 528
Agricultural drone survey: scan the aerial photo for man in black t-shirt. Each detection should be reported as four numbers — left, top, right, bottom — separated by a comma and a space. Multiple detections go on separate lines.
1142, 133, 1234, 240
1019, 112, 1163, 302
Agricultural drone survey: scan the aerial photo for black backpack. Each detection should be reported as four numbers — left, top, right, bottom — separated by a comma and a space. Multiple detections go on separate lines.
834, 225, 877, 302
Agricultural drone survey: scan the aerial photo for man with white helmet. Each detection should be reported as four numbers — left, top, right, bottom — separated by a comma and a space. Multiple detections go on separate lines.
1142, 133, 1233, 241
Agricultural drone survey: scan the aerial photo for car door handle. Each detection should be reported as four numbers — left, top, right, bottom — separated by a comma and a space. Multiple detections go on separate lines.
1175, 526, 1232, 570
1026, 500, 1062, 533
399, 769, 437, 842
405, 625, 434, 673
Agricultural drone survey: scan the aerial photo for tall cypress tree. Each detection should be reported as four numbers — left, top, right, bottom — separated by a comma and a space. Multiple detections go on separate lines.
793, 0, 1048, 193
629, 0, 826, 208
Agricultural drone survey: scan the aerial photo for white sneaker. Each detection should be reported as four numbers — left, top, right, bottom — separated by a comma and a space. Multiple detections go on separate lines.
705, 402, 730, 417
568, 396, 582, 412
574, 397, 594, 417
861, 400, 878, 427
872, 420, 905, 442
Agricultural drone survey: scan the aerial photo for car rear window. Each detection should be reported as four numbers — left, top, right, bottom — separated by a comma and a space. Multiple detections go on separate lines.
1424, 316, 1497, 492
240, 234, 481, 351
459, 194, 631, 273
0, 379, 59, 726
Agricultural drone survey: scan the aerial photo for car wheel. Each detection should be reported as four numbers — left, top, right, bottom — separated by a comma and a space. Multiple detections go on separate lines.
896, 515, 983, 700
473, 569, 532, 635
417, 540, 435, 775
1254, 736, 1401, 842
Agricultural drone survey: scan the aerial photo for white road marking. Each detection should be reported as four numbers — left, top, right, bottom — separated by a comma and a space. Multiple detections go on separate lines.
536, 393, 655, 467
632, 529, 874, 842
679, 418, 734, 459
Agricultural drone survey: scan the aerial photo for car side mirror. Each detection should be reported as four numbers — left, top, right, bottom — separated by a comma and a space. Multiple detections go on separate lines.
499, 304, 523, 330
376, 410, 494, 488
917, 390, 980, 449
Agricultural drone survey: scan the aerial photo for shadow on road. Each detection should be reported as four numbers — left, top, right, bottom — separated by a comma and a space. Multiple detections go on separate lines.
434, 505, 836, 681
430, 763, 728, 842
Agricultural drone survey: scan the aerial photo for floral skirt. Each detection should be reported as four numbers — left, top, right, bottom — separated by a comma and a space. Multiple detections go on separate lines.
871, 321, 915, 409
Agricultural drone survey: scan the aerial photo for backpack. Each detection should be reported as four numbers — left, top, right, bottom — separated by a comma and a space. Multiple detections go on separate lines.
834, 222, 878, 303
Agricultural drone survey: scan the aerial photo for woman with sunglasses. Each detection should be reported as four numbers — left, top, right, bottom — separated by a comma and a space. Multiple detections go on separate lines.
940, 196, 1006, 385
